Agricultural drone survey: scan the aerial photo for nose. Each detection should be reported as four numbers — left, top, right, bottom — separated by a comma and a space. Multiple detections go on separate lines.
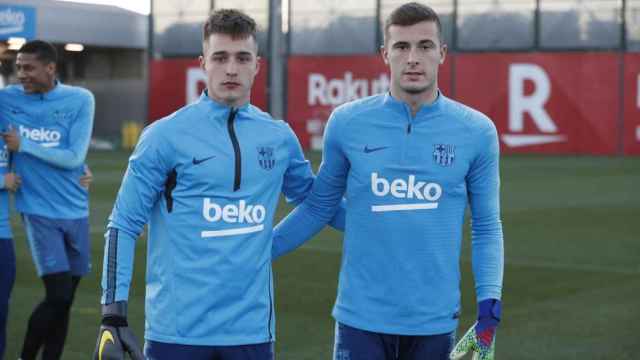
225, 59, 238, 76
406, 47, 419, 66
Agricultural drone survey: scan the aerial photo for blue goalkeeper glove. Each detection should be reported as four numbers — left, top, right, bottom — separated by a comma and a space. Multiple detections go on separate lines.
450, 298, 501, 360
94, 301, 144, 360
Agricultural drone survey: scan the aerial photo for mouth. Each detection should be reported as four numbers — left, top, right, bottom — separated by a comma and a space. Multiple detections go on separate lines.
403, 72, 424, 77
222, 81, 241, 89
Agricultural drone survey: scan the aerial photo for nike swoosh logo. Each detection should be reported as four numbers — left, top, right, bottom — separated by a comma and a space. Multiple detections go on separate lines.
364, 146, 388, 154
99, 330, 115, 360
192, 155, 216, 165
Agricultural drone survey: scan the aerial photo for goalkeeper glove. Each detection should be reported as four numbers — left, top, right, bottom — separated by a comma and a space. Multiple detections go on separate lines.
94, 301, 144, 360
450, 298, 501, 360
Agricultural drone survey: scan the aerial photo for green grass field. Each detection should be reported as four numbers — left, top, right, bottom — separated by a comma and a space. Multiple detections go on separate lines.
4, 150, 640, 359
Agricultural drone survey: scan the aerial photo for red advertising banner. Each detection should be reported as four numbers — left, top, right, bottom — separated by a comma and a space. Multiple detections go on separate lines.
455, 53, 619, 155
624, 54, 640, 155
149, 58, 268, 122
287, 55, 452, 149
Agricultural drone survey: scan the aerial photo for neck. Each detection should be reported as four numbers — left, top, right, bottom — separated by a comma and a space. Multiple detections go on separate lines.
31, 81, 56, 94
391, 85, 438, 117
208, 92, 249, 109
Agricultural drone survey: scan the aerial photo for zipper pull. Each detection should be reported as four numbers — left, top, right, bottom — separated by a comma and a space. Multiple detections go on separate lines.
407, 123, 412, 134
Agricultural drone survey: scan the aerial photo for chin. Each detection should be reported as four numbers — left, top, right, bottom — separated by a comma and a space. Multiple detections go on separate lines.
401, 86, 429, 95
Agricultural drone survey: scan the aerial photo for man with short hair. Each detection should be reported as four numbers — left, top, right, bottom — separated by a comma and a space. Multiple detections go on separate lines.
272, 2, 504, 359
94, 8, 341, 360
0, 40, 95, 360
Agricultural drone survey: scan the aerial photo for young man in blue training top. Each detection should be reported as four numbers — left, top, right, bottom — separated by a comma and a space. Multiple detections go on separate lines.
0, 40, 95, 360
272, 3, 504, 360
0, 136, 20, 360
93, 9, 342, 360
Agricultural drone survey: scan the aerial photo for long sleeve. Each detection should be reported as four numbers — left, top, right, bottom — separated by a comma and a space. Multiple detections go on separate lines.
279, 124, 347, 230
467, 120, 504, 301
19, 92, 94, 169
272, 110, 350, 259
101, 124, 171, 304
280, 124, 315, 205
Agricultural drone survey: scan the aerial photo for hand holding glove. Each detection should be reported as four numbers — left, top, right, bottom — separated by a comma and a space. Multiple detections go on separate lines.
450, 298, 501, 360
94, 301, 144, 360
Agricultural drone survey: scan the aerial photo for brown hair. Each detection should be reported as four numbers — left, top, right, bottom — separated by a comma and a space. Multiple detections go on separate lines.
384, 2, 442, 43
203, 9, 257, 43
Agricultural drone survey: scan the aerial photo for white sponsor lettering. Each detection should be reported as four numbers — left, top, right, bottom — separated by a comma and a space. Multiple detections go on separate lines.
371, 172, 441, 212
308, 72, 389, 107
201, 225, 264, 238
202, 198, 266, 224
372, 172, 441, 201
0, 7, 25, 35
372, 203, 438, 212
201, 198, 266, 237
186, 67, 207, 104
306, 72, 389, 150
504, 63, 566, 147
19, 125, 61, 146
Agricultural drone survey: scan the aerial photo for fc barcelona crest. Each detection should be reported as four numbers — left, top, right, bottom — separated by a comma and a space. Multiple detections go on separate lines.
257, 146, 275, 170
433, 144, 455, 167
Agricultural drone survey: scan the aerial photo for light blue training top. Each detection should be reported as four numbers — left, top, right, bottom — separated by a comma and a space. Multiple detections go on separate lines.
273, 92, 504, 335
0, 82, 94, 219
101, 91, 343, 346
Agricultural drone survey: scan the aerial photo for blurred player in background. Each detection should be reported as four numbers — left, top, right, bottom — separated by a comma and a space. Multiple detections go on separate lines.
0, 40, 95, 360
94, 8, 342, 360
0, 131, 20, 360
272, 3, 504, 359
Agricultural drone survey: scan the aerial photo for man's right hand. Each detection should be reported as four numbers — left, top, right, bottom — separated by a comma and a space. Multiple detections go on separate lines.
4, 172, 21, 192
94, 302, 143, 360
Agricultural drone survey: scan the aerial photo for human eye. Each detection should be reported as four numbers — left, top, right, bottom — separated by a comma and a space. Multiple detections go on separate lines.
420, 42, 434, 50
394, 43, 409, 51
237, 54, 252, 63
211, 54, 226, 63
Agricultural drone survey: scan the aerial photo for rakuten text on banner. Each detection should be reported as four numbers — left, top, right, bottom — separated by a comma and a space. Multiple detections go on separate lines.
287, 55, 452, 149
456, 53, 619, 155
149, 59, 268, 122
624, 54, 640, 155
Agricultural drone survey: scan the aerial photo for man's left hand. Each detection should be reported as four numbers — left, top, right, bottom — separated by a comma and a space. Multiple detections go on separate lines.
1, 126, 20, 152
450, 299, 501, 360
80, 165, 94, 189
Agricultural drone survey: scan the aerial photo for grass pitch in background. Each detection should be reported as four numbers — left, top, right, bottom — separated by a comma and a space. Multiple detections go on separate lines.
4, 150, 640, 359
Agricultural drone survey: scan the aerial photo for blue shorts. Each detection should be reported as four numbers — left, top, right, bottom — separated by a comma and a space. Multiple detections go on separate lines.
22, 214, 91, 277
333, 322, 455, 360
144, 340, 274, 360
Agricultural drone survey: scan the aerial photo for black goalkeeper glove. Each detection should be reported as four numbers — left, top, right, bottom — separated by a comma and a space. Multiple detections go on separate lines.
94, 301, 144, 360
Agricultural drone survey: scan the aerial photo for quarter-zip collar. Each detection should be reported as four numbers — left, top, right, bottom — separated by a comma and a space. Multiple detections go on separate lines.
14, 80, 63, 101
383, 90, 444, 121
198, 90, 246, 192
199, 90, 251, 118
